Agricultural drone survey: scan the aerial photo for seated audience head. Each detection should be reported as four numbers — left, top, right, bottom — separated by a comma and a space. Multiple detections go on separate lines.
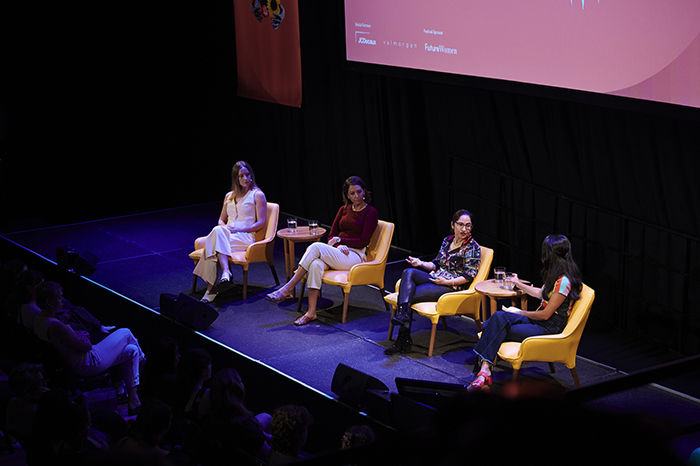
16, 269, 44, 304
209, 367, 254, 422
270, 404, 313, 456
0, 259, 27, 293
9, 363, 47, 402
34, 281, 63, 312
147, 336, 180, 374
125, 400, 172, 448
341, 424, 375, 450
176, 348, 211, 384
342, 175, 372, 205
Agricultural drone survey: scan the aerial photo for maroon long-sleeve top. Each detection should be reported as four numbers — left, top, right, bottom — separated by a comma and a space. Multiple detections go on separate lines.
328, 204, 378, 250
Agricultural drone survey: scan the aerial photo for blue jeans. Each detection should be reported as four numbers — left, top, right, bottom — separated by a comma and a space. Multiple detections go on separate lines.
473, 310, 567, 364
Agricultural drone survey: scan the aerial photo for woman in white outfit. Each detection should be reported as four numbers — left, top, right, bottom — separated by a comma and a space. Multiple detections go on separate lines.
193, 161, 268, 303
33, 281, 146, 414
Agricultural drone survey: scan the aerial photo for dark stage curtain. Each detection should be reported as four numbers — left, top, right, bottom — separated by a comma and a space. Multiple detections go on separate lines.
2, 1, 699, 355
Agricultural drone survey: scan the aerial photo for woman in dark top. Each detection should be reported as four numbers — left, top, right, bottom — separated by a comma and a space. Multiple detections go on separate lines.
469, 234, 582, 392
267, 176, 378, 326
385, 209, 481, 354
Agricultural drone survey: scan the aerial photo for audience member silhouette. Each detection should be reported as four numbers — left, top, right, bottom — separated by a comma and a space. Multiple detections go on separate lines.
170, 348, 211, 419
268, 404, 314, 465
202, 368, 271, 463
33, 281, 145, 414
139, 337, 180, 406
17, 269, 115, 341
5, 362, 47, 439
114, 400, 185, 466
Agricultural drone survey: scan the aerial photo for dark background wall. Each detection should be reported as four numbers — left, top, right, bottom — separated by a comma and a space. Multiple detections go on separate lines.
2, 2, 699, 355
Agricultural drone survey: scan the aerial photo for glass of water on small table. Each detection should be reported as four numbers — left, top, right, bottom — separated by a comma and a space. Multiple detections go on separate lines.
309, 219, 318, 235
494, 266, 505, 283
503, 272, 515, 290
287, 218, 297, 233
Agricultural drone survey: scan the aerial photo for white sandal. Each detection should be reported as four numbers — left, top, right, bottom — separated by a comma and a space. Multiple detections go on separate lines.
201, 290, 218, 303
220, 270, 231, 283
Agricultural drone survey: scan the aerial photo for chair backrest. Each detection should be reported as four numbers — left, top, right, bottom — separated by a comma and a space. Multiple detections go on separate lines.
561, 283, 595, 339
255, 202, 279, 242
365, 220, 394, 263
467, 245, 494, 291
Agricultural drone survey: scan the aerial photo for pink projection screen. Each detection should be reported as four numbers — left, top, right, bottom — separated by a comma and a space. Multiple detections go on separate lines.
345, 0, 700, 110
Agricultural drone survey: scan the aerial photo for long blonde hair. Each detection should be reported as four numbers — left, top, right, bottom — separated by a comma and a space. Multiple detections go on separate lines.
228, 161, 258, 202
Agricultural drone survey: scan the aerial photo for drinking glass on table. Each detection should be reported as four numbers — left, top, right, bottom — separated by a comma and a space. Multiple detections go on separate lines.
309, 219, 318, 235
503, 272, 515, 290
287, 218, 297, 233
494, 266, 505, 283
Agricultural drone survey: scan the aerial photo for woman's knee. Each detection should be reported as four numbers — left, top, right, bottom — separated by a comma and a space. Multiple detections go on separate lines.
307, 260, 326, 288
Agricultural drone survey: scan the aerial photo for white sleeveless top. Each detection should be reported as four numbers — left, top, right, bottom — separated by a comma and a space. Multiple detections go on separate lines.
226, 188, 257, 230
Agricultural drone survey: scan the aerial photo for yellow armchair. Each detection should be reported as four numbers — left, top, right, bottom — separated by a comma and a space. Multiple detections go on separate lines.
190, 202, 280, 300
296, 220, 395, 323
384, 245, 494, 356
496, 283, 595, 387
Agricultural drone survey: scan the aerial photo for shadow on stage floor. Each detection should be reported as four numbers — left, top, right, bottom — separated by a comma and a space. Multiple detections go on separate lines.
3, 202, 700, 460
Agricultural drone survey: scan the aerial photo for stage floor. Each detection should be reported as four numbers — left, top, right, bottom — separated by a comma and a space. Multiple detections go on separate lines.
3, 203, 700, 459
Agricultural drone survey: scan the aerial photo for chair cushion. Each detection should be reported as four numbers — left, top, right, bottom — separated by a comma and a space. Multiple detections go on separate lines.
412, 302, 438, 316
498, 342, 522, 360
384, 292, 398, 306
322, 270, 349, 285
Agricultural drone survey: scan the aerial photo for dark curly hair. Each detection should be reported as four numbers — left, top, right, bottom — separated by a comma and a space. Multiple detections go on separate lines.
270, 404, 313, 455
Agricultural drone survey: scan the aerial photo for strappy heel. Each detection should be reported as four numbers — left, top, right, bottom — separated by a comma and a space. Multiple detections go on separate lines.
469, 370, 492, 392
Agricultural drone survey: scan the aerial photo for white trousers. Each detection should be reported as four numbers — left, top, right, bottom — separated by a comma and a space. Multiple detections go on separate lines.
73, 328, 145, 389
298, 243, 364, 290
193, 225, 255, 285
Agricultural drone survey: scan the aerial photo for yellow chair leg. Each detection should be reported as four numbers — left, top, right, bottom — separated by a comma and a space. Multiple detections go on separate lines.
428, 323, 437, 357
388, 306, 396, 340
511, 369, 519, 382
241, 269, 248, 300
341, 292, 349, 324
570, 368, 581, 387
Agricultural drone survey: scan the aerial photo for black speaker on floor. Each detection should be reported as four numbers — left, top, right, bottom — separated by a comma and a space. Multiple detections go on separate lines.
56, 247, 79, 270
159, 293, 219, 331
395, 377, 467, 410
56, 247, 99, 276
73, 250, 99, 276
331, 363, 389, 410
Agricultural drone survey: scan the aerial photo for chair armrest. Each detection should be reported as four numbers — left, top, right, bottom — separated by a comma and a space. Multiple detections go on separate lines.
347, 260, 387, 285
436, 289, 479, 317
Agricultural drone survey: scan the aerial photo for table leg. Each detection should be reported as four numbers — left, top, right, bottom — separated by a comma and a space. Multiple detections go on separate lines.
283, 239, 292, 282
516, 295, 528, 311
489, 296, 498, 321
480, 294, 490, 320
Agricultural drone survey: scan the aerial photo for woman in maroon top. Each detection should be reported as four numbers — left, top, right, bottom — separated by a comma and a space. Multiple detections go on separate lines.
267, 176, 378, 326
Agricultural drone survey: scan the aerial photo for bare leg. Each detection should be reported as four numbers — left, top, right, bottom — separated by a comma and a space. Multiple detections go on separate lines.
218, 253, 232, 276
304, 288, 320, 319
268, 266, 307, 300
